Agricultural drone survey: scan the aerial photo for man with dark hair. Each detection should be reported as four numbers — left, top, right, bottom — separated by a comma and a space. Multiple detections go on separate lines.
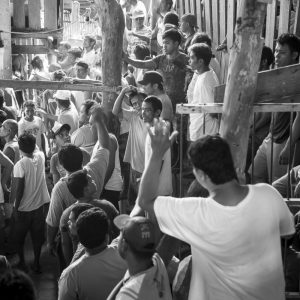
138, 71, 173, 122
58, 208, 127, 300
181, 13, 198, 52
46, 106, 110, 270
142, 96, 172, 196
137, 126, 295, 300
108, 215, 172, 300
10, 133, 50, 272
187, 43, 219, 141
0, 269, 37, 300
59, 169, 119, 265
18, 100, 46, 152
71, 100, 97, 155
124, 28, 190, 111
250, 33, 300, 183
113, 88, 148, 205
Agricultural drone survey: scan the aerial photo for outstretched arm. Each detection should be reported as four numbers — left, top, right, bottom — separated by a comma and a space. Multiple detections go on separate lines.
123, 52, 156, 70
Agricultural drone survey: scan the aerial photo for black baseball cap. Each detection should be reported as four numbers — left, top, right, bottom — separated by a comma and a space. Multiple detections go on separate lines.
138, 71, 164, 86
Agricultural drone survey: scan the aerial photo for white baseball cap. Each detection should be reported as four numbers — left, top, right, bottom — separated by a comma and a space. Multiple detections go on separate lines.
53, 90, 71, 101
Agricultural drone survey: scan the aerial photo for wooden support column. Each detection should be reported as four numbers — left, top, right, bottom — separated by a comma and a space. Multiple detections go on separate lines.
28, 0, 41, 30
219, 0, 269, 177
94, 0, 125, 117
0, 0, 12, 79
44, 0, 58, 30
13, 0, 26, 29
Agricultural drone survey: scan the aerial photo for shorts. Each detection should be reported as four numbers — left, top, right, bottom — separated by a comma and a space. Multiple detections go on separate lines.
11, 204, 47, 249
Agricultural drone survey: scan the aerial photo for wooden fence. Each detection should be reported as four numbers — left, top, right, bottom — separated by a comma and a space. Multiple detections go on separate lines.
176, 0, 300, 83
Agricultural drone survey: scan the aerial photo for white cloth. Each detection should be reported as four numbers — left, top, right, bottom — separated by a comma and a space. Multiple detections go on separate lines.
145, 133, 172, 196
188, 70, 219, 141
123, 110, 147, 173
18, 116, 45, 150
71, 124, 96, 155
58, 239, 127, 300
154, 183, 295, 300
14, 151, 50, 212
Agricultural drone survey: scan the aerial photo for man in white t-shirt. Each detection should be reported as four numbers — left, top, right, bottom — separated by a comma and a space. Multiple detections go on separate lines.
142, 96, 172, 196
10, 133, 50, 272
136, 128, 295, 300
18, 100, 46, 152
82, 35, 97, 68
187, 43, 219, 142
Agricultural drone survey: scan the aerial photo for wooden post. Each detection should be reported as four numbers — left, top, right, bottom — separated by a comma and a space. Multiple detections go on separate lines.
44, 0, 58, 30
28, 0, 41, 30
94, 0, 125, 116
13, 0, 26, 29
0, 0, 12, 79
71, 1, 81, 38
219, 0, 269, 177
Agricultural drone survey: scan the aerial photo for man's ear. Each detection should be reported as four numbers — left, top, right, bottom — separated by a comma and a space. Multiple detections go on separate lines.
154, 109, 161, 118
291, 51, 299, 62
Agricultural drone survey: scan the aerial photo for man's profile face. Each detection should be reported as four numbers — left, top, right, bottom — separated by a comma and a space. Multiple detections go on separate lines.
68, 212, 77, 236
163, 37, 178, 55
24, 106, 35, 120
274, 43, 296, 68
143, 83, 155, 95
189, 50, 201, 71
76, 65, 88, 79
55, 128, 71, 147
130, 96, 142, 113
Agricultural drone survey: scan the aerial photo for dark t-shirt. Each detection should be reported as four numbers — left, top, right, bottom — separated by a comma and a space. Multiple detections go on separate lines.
270, 112, 295, 144
153, 52, 189, 110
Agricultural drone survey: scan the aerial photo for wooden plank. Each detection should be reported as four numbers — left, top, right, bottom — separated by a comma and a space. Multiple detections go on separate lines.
204, 0, 212, 36
12, 45, 49, 55
195, 0, 202, 31
28, 0, 41, 30
0, 79, 120, 93
212, 0, 219, 48
278, 0, 290, 35
184, 0, 190, 14
227, 0, 235, 49
265, 0, 277, 49
44, 0, 58, 29
176, 103, 300, 114
0, 0, 12, 79
11, 30, 63, 40
294, 0, 300, 36
13, 0, 26, 29
215, 64, 300, 104
219, 0, 226, 43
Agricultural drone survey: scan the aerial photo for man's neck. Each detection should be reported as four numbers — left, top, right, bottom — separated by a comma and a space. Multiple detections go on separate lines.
127, 259, 153, 277
167, 49, 180, 60
152, 89, 163, 96
185, 29, 195, 38
22, 152, 34, 159
4, 136, 14, 143
208, 180, 249, 207
196, 65, 210, 75
84, 47, 93, 53
24, 116, 34, 122
85, 242, 108, 256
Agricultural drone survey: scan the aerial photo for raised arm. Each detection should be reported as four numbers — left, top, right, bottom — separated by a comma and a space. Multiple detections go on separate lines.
137, 120, 177, 215
112, 86, 133, 116
123, 52, 156, 70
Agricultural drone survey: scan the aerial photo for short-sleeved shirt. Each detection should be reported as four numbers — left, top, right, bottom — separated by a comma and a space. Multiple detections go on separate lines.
18, 116, 45, 150
270, 112, 295, 144
123, 109, 147, 173
152, 53, 189, 110
58, 239, 127, 300
71, 125, 96, 155
58, 108, 79, 135
154, 183, 295, 300
188, 70, 220, 141
46, 148, 109, 227
14, 151, 50, 212
157, 93, 174, 122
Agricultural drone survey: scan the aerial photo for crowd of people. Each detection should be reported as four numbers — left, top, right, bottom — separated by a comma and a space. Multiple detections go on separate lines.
0, 0, 300, 299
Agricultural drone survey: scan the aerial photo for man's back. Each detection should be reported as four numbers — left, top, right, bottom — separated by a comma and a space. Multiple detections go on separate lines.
58, 240, 127, 300
154, 183, 295, 300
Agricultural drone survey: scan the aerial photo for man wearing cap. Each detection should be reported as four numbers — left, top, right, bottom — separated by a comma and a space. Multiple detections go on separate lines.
37, 90, 79, 135
138, 71, 173, 123
127, 9, 151, 58
59, 47, 82, 78
82, 35, 97, 68
180, 13, 198, 53
58, 208, 127, 300
107, 215, 172, 300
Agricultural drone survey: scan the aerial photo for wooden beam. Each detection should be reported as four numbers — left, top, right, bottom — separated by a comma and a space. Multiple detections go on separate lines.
0, 0, 12, 79
0, 79, 120, 94
44, 0, 58, 30
28, 0, 41, 30
215, 64, 300, 104
13, 0, 26, 29
176, 103, 300, 114
12, 45, 49, 55
219, 0, 268, 176
11, 30, 63, 40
